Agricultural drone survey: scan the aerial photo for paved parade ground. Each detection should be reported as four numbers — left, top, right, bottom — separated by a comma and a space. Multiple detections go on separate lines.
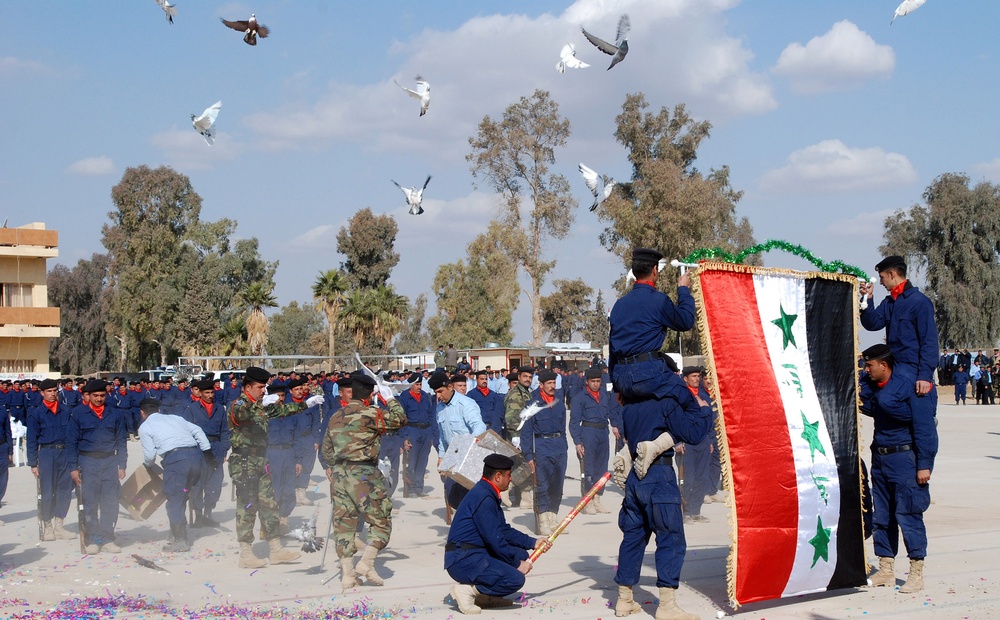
0, 402, 997, 619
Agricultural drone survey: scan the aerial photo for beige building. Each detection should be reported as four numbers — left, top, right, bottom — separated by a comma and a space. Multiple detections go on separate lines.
0, 223, 60, 379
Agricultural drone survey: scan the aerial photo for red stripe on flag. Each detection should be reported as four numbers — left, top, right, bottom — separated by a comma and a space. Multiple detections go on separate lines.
700, 270, 799, 603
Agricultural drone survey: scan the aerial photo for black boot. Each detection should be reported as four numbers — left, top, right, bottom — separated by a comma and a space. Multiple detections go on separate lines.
162, 523, 191, 552
201, 510, 220, 527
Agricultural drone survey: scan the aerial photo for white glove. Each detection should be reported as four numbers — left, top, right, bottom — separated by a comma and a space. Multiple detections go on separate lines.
511, 436, 521, 449
378, 384, 394, 403
306, 395, 325, 408
262, 394, 280, 407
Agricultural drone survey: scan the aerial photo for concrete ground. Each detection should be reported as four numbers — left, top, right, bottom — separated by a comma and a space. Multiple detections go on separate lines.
0, 403, 997, 619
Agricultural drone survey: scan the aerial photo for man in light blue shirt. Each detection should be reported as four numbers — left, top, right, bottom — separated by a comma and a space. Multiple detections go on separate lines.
137, 398, 211, 553
429, 373, 486, 510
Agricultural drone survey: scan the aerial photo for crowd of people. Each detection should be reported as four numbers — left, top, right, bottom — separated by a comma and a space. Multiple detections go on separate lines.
936, 348, 999, 404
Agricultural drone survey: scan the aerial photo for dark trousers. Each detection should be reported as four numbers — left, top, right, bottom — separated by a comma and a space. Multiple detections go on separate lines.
680, 439, 712, 516
580, 427, 610, 494
191, 442, 225, 514
266, 446, 297, 518
406, 427, 434, 494
79, 454, 120, 545
38, 447, 73, 521
0, 449, 8, 505
162, 447, 203, 527
379, 433, 405, 497
295, 440, 317, 489
532, 440, 567, 514
616, 462, 685, 588
446, 552, 526, 597
871, 450, 929, 559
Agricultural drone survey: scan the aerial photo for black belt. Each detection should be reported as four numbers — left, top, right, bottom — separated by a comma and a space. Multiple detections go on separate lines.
205, 435, 221, 442
580, 421, 607, 429
537, 432, 562, 439
407, 422, 431, 429
383, 430, 399, 436
231, 446, 267, 458
636, 454, 673, 467
614, 351, 664, 365
41, 443, 66, 449
162, 445, 200, 459
876, 444, 912, 455
269, 443, 293, 449
445, 541, 484, 552
79, 450, 115, 458
336, 459, 376, 467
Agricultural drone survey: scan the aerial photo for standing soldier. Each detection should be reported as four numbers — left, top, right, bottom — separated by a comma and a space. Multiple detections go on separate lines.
66, 379, 127, 554
399, 373, 436, 497
469, 370, 505, 436
322, 374, 407, 590
228, 367, 323, 568
265, 383, 299, 534
27, 379, 77, 541
569, 368, 622, 515
0, 383, 12, 526
503, 366, 534, 508
180, 379, 229, 528
519, 370, 568, 535
293, 378, 321, 507
378, 396, 407, 498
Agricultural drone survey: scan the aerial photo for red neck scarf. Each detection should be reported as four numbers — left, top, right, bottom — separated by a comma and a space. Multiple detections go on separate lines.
411, 390, 422, 403
586, 387, 601, 403
539, 390, 554, 405
686, 385, 699, 397
243, 389, 257, 403
890, 279, 908, 300
477, 386, 490, 397
635, 280, 655, 288
201, 400, 214, 417
89, 404, 105, 419
483, 477, 501, 497
43, 399, 58, 414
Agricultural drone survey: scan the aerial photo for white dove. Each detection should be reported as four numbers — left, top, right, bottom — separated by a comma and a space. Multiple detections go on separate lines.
556, 43, 589, 73
354, 353, 411, 395
891, 0, 926, 24
394, 76, 430, 116
582, 14, 630, 70
378, 457, 392, 480
579, 163, 615, 211
191, 101, 222, 146
154, 0, 177, 24
516, 399, 556, 432
286, 511, 323, 553
391, 176, 431, 215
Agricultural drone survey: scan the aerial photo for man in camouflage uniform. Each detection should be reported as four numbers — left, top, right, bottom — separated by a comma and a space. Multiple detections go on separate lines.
503, 366, 534, 508
322, 374, 407, 591
227, 366, 325, 568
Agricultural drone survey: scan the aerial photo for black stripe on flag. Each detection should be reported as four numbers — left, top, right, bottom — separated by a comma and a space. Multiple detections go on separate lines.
805, 277, 867, 589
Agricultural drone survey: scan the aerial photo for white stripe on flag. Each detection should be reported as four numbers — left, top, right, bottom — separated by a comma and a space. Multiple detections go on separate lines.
752, 274, 841, 596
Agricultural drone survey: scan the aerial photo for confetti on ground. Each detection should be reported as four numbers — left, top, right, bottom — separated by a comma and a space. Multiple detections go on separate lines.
3, 593, 401, 619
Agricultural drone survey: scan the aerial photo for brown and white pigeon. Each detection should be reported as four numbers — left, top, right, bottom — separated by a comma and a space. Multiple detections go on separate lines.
582, 14, 630, 70
221, 13, 269, 46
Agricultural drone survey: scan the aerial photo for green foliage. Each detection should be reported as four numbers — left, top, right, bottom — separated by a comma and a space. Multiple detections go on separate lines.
267, 301, 325, 355
47, 253, 114, 375
336, 208, 400, 290
338, 285, 409, 355
468, 89, 577, 345
240, 282, 278, 356
540, 278, 594, 342
312, 269, 349, 359
581, 289, 610, 347
395, 293, 430, 353
882, 173, 1000, 347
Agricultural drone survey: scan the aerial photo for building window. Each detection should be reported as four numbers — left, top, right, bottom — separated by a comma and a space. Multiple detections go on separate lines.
0, 283, 32, 307
0, 359, 35, 373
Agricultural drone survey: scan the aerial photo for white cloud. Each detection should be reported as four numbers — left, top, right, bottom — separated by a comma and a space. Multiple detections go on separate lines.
772, 20, 894, 94
245, 0, 776, 158
825, 208, 896, 238
972, 158, 1000, 182
66, 156, 115, 176
0, 56, 52, 76
760, 139, 917, 193
150, 128, 241, 171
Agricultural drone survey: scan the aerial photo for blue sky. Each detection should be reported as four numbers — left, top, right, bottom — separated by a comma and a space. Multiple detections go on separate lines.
4, 1, 998, 345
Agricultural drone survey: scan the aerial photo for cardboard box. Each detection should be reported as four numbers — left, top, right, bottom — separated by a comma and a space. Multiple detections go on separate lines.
439, 430, 529, 490
119, 463, 166, 521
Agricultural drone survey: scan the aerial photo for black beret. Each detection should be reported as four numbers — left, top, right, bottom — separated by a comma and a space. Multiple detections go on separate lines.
506, 372, 518, 382
287, 377, 308, 389
268, 384, 287, 394
517, 365, 534, 375
451, 374, 468, 384
203, 372, 215, 381
584, 368, 603, 380
352, 374, 377, 390
427, 372, 449, 390
82, 379, 108, 393
537, 370, 557, 383
245, 366, 271, 384
336, 377, 353, 388
632, 247, 664, 263
474, 369, 488, 377
139, 398, 160, 413
875, 255, 906, 272
663, 355, 679, 373
682, 366, 701, 376
408, 372, 422, 383
193, 379, 215, 391
484, 453, 514, 471
39, 379, 59, 390
862, 344, 893, 362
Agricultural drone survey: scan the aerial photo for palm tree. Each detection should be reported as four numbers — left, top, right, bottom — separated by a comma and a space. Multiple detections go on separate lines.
216, 315, 248, 358
312, 270, 349, 366
240, 282, 277, 356
369, 285, 409, 351
338, 289, 373, 353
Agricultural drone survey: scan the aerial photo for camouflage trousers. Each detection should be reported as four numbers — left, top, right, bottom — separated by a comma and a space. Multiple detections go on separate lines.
331, 462, 392, 559
229, 453, 280, 544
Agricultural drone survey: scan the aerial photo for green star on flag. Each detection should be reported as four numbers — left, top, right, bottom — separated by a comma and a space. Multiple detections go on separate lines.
771, 304, 798, 349
801, 412, 827, 462
809, 515, 832, 568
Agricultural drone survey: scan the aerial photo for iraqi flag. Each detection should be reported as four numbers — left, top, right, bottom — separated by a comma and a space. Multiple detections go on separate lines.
693, 264, 867, 607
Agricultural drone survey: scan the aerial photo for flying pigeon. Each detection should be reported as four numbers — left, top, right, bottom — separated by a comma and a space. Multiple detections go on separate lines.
190, 101, 222, 146
394, 76, 431, 117
891, 0, 926, 24
286, 511, 323, 553
556, 43, 590, 73
582, 14, 630, 70
378, 457, 392, 480
391, 176, 431, 215
153, 0, 177, 24
221, 13, 269, 46
579, 163, 615, 211
516, 399, 556, 431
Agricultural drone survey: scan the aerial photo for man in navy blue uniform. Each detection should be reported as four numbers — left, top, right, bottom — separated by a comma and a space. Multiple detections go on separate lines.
180, 380, 229, 527
569, 367, 621, 515
609, 248, 695, 401
519, 369, 568, 535
445, 454, 550, 615
0, 386, 11, 527
860, 344, 937, 594
952, 365, 970, 405
264, 383, 298, 533
27, 379, 77, 541
613, 367, 709, 619
468, 370, 505, 436
66, 379, 127, 554
8, 380, 26, 424
59, 379, 81, 409
860, 255, 939, 414
677, 367, 717, 524
399, 373, 436, 497
291, 378, 321, 506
